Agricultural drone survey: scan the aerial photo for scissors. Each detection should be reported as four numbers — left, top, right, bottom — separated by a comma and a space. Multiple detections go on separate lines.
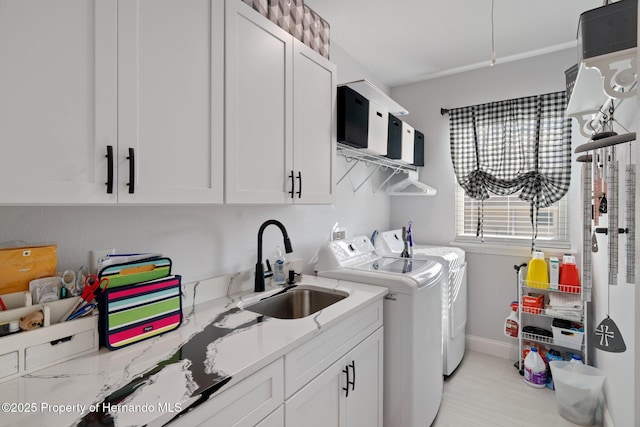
63, 275, 109, 321
81, 275, 109, 305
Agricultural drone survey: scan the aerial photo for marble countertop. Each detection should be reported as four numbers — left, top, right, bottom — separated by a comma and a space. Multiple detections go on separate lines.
0, 275, 386, 427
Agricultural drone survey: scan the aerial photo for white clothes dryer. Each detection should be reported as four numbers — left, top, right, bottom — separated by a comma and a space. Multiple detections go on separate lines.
374, 229, 467, 377
315, 235, 444, 427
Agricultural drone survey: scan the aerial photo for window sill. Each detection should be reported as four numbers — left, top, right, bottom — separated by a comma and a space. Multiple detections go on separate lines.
451, 240, 575, 258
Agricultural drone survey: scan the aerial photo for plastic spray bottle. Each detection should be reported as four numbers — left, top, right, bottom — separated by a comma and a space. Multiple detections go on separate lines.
504, 301, 520, 338
273, 246, 286, 285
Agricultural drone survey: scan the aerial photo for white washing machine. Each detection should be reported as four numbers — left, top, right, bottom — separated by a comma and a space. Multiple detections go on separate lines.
374, 229, 467, 377
315, 235, 444, 427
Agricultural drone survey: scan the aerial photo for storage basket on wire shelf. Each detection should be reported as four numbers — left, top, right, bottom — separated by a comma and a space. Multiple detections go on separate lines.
552, 318, 584, 350
97, 257, 182, 350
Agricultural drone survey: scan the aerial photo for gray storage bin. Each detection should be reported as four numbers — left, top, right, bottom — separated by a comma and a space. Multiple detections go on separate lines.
268, 0, 304, 41
337, 86, 369, 149
303, 4, 330, 59
564, 63, 578, 103
242, 0, 268, 17
578, 0, 637, 61
413, 130, 425, 167
387, 114, 403, 160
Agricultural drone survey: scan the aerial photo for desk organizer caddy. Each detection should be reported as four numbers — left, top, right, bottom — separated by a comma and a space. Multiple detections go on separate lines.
0, 294, 98, 383
97, 257, 182, 350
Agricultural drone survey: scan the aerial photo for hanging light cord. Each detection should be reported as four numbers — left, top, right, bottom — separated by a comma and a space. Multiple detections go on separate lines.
490, 0, 496, 66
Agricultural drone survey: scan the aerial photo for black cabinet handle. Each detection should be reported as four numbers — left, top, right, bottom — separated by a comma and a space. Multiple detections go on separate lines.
127, 148, 135, 194
349, 360, 356, 392
289, 170, 295, 199
342, 365, 350, 398
343, 361, 356, 397
296, 171, 302, 198
105, 145, 114, 194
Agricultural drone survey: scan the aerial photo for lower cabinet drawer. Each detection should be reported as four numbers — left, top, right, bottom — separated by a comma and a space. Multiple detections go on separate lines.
170, 358, 284, 427
0, 309, 99, 383
284, 300, 383, 398
0, 351, 18, 380
25, 329, 96, 371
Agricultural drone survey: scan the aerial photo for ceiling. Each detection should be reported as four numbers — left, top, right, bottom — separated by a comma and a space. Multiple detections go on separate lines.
304, 0, 604, 87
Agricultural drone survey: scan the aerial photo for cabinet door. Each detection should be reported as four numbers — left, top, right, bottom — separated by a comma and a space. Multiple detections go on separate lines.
256, 405, 284, 427
285, 327, 383, 427
285, 357, 344, 427
0, 0, 117, 204
344, 327, 383, 427
292, 41, 336, 204
169, 358, 284, 427
117, 0, 223, 204
224, 0, 293, 204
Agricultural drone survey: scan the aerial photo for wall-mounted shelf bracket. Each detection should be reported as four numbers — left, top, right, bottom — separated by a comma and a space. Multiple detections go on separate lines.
373, 169, 403, 194
585, 48, 637, 101
566, 47, 637, 138
571, 109, 607, 139
336, 143, 417, 193
353, 165, 382, 193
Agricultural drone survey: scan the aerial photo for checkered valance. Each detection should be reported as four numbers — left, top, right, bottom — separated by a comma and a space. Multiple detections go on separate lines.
449, 91, 572, 242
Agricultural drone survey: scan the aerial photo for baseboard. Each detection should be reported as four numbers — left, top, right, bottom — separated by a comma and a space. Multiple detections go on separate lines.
466, 334, 518, 360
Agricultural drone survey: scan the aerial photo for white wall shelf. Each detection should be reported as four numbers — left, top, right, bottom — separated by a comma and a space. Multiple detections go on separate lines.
339, 79, 409, 116
566, 47, 637, 139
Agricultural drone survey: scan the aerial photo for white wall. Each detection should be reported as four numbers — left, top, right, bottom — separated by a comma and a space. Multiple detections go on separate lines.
390, 48, 581, 345
330, 43, 390, 93
390, 47, 637, 425
0, 42, 390, 287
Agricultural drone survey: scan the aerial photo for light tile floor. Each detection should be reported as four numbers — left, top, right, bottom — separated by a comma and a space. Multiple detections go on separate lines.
432, 351, 595, 427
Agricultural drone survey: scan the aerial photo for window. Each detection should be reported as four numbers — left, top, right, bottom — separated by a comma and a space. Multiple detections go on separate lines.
454, 184, 570, 247
448, 91, 572, 249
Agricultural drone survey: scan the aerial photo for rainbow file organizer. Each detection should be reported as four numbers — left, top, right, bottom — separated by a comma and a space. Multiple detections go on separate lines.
98, 274, 182, 350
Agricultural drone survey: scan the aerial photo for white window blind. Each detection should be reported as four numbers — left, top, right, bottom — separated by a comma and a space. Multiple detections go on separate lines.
455, 183, 570, 248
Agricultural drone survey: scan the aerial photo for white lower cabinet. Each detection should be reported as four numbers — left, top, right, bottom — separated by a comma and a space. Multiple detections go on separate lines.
170, 358, 284, 427
285, 327, 383, 427
169, 300, 384, 427
257, 406, 284, 427
343, 327, 384, 427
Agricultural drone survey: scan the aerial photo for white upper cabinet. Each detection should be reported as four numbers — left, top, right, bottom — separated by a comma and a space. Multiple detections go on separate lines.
0, 0, 223, 205
224, 0, 293, 204
0, 0, 118, 204
0, 0, 332, 205
225, 0, 336, 204
293, 42, 337, 204
117, 0, 224, 204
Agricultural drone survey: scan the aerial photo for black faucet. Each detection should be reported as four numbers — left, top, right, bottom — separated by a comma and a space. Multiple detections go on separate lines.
255, 219, 294, 292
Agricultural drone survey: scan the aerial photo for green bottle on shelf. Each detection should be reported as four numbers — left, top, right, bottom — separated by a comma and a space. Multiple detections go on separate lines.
526, 250, 548, 289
